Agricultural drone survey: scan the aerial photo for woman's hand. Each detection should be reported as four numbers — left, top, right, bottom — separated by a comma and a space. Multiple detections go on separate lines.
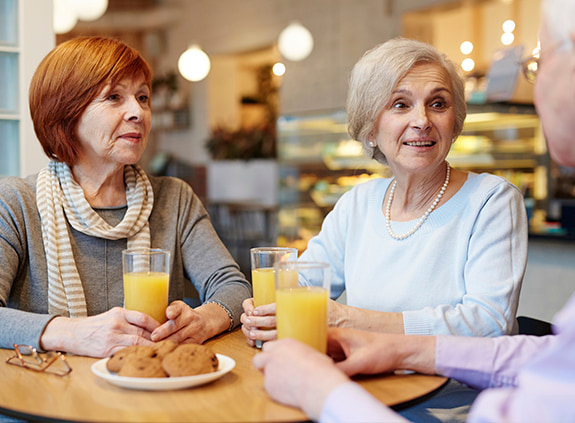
253, 338, 350, 421
327, 327, 437, 377
240, 298, 277, 347
40, 307, 160, 358
150, 300, 229, 345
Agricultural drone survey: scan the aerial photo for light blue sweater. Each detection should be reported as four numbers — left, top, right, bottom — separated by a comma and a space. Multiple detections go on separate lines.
300, 172, 528, 336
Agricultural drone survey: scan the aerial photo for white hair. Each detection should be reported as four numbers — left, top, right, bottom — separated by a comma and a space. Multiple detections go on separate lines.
542, 0, 575, 45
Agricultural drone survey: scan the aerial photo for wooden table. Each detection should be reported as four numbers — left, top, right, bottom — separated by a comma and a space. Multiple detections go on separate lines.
0, 330, 448, 422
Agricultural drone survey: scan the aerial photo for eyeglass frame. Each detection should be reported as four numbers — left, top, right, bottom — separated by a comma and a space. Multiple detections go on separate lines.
5, 344, 72, 376
521, 38, 573, 83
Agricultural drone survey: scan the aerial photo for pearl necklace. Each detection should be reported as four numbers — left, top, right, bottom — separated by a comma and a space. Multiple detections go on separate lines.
385, 162, 451, 240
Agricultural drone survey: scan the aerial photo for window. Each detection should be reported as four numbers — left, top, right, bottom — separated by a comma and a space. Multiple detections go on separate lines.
0, 0, 53, 177
0, 0, 20, 176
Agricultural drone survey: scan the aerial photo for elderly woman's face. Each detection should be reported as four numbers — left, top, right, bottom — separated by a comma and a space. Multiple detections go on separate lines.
76, 75, 151, 168
373, 63, 455, 173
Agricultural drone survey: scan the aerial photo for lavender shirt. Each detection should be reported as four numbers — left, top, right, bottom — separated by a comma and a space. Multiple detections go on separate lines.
320, 293, 575, 422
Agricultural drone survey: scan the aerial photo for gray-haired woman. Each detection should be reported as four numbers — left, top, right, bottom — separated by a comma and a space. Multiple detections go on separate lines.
242, 38, 527, 345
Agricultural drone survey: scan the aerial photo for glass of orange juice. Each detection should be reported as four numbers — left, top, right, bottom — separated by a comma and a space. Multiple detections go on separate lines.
250, 247, 298, 348
275, 261, 331, 353
122, 248, 170, 323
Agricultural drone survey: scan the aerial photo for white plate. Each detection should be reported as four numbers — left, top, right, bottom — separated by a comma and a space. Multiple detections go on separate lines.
91, 353, 235, 391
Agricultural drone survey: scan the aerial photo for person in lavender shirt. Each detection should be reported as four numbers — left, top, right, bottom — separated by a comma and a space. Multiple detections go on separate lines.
252, 0, 575, 421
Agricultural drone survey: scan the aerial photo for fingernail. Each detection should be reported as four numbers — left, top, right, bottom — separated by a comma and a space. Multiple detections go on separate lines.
246, 318, 251, 325
253, 310, 259, 316
250, 331, 256, 338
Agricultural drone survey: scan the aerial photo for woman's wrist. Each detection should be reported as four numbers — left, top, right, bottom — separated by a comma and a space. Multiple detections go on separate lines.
398, 335, 436, 374
328, 300, 350, 327
330, 303, 405, 334
40, 316, 72, 352
200, 302, 234, 337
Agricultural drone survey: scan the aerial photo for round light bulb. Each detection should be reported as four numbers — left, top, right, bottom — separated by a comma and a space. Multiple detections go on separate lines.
69, 0, 108, 21
460, 41, 474, 55
502, 19, 516, 33
53, 0, 78, 34
501, 32, 515, 46
461, 58, 475, 72
178, 45, 211, 82
278, 22, 314, 61
272, 62, 286, 76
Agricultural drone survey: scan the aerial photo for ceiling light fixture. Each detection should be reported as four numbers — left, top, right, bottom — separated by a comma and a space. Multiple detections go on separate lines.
178, 45, 211, 82
501, 32, 515, 46
278, 21, 314, 61
461, 58, 476, 72
272, 62, 286, 76
502, 19, 516, 33
460, 41, 474, 55
53, 0, 78, 34
53, 0, 108, 34
70, 0, 108, 21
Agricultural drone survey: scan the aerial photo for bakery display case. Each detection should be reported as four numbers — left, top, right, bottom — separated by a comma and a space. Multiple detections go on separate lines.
276, 110, 387, 251
276, 103, 562, 251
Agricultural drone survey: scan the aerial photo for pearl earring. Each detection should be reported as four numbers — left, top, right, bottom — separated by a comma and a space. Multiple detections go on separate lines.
369, 141, 376, 147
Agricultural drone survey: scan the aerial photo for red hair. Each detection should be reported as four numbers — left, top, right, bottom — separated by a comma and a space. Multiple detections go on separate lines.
29, 36, 152, 165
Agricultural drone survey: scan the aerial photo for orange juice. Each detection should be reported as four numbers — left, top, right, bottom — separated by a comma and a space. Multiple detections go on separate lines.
123, 271, 169, 323
253, 267, 300, 307
276, 286, 328, 353
276, 268, 299, 290
252, 267, 276, 307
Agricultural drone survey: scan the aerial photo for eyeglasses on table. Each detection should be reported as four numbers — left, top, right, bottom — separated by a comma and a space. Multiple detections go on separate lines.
5, 344, 72, 376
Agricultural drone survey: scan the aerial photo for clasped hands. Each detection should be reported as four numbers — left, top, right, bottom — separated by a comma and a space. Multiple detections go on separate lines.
40, 300, 217, 358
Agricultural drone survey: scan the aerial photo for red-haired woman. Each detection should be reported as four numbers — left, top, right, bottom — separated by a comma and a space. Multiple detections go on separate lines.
0, 36, 251, 358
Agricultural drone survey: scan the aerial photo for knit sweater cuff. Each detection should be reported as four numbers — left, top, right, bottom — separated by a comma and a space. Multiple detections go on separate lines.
402, 311, 433, 335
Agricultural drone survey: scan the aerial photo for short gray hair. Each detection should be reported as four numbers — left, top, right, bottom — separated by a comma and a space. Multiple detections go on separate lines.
346, 38, 466, 164
542, 0, 575, 47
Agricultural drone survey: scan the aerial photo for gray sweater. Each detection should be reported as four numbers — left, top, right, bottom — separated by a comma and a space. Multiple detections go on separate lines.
0, 173, 252, 349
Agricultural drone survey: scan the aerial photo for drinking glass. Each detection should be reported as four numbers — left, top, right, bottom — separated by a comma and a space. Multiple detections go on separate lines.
275, 261, 331, 353
250, 247, 298, 348
122, 248, 170, 323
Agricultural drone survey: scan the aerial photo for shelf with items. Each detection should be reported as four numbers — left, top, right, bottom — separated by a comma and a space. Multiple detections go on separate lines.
276, 110, 388, 252
449, 103, 550, 231
150, 72, 190, 132
276, 104, 555, 252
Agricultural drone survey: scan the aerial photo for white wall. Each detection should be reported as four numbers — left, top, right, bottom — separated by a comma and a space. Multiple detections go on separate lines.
19, 0, 53, 176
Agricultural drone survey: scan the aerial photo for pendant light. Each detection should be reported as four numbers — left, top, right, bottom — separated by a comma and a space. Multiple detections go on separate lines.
53, 0, 78, 34
69, 0, 108, 21
53, 0, 108, 34
278, 21, 314, 61
178, 45, 211, 82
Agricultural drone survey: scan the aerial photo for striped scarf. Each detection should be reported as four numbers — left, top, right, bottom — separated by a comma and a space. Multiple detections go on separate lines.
36, 161, 154, 318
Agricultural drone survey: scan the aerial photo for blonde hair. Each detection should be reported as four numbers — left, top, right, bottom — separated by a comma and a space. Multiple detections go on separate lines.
346, 38, 466, 164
